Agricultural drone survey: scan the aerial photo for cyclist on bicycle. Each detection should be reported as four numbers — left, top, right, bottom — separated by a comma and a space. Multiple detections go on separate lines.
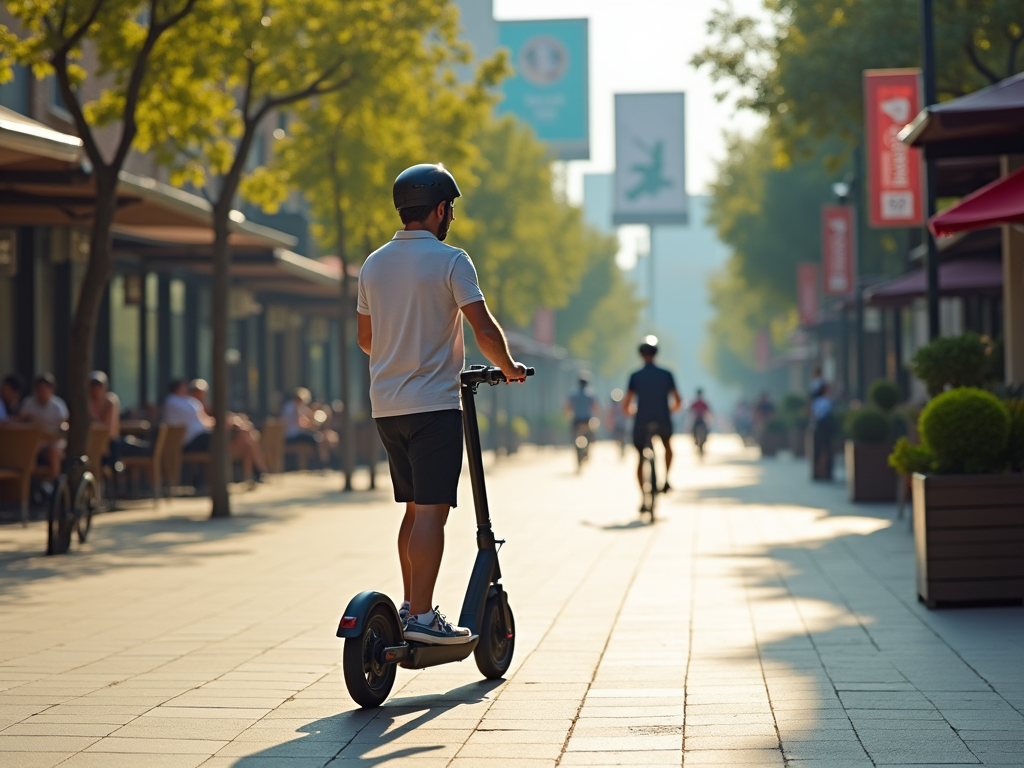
622, 338, 681, 496
357, 163, 527, 646
689, 388, 712, 441
566, 372, 596, 441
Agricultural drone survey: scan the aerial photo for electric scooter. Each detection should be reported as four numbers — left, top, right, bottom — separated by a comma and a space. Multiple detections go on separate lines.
337, 364, 535, 708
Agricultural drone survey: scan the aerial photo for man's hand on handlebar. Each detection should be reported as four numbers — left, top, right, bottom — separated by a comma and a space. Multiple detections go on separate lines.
502, 361, 529, 383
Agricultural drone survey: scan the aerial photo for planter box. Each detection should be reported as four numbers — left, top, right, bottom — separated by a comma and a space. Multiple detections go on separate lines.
759, 431, 787, 457
845, 441, 897, 502
789, 428, 806, 457
913, 473, 1024, 608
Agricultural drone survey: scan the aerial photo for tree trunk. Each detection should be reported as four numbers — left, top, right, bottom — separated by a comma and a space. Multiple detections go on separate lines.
209, 206, 232, 517
66, 171, 118, 473
330, 151, 356, 492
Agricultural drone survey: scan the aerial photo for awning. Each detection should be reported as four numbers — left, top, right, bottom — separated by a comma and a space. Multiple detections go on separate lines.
0, 105, 82, 170
864, 258, 1002, 308
929, 166, 1024, 238
900, 73, 1024, 158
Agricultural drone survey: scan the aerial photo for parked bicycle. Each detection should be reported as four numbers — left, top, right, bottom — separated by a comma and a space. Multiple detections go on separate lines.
46, 456, 100, 556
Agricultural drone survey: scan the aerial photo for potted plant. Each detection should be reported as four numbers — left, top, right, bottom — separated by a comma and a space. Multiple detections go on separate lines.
781, 393, 808, 457
844, 380, 901, 502
891, 387, 1024, 608
759, 416, 789, 458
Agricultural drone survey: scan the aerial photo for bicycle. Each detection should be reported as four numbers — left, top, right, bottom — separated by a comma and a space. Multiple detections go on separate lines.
640, 422, 660, 521
693, 419, 708, 459
46, 456, 100, 556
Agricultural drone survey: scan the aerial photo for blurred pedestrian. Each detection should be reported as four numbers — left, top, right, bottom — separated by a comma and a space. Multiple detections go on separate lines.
811, 383, 836, 481
0, 373, 24, 421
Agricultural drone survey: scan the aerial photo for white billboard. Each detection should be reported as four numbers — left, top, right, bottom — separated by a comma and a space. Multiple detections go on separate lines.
613, 93, 688, 225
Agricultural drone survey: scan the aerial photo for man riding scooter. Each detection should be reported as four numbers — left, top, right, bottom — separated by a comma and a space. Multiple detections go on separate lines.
356, 163, 527, 645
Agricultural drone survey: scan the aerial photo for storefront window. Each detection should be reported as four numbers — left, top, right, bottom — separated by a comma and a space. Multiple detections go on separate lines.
146, 273, 158, 404
170, 278, 186, 379
110, 275, 140, 412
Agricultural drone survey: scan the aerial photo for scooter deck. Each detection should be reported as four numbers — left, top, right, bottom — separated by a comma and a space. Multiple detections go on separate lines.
387, 637, 479, 670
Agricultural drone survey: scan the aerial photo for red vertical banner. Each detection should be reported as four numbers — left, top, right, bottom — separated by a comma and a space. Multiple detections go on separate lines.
822, 205, 856, 296
864, 69, 923, 228
754, 330, 770, 373
797, 263, 819, 327
533, 307, 556, 346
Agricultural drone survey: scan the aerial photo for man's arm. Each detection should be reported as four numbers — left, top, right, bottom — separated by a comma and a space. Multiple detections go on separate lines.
669, 388, 682, 413
621, 390, 635, 417
357, 312, 372, 355
461, 301, 527, 381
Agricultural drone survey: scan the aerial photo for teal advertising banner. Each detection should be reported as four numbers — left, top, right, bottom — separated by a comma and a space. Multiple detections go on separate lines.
498, 18, 589, 160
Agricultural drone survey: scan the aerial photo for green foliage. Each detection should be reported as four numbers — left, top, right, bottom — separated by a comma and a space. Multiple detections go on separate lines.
782, 393, 807, 414
868, 380, 900, 412
557, 230, 643, 377
511, 416, 530, 440
847, 407, 891, 444
1005, 399, 1024, 472
764, 416, 788, 435
693, 0, 1024, 155
888, 437, 935, 477
911, 334, 991, 397
919, 388, 1010, 474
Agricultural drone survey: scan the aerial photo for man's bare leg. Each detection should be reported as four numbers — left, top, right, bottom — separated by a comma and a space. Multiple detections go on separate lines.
663, 437, 674, 486
398, 502, 415, 604
407, 503, 450, 616
636, 453, 645, 490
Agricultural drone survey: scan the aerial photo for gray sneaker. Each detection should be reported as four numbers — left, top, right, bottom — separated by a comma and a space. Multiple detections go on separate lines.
403, 607, 474, 645
398, 604, 410, 630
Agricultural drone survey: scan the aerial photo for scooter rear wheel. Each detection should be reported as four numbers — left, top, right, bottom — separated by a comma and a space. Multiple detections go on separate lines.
474, 594, 515, 679
343, 606, 398, 708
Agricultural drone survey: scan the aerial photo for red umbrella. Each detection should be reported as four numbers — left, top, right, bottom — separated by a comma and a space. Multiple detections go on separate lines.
929, 165, 1024, 237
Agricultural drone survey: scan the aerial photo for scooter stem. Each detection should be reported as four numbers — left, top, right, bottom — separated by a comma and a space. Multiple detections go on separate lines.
461, 379, 495, 547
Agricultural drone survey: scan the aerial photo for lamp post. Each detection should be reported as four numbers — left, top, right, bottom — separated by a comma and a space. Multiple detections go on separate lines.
920, 0, 941, 339
833, 152, 865, 402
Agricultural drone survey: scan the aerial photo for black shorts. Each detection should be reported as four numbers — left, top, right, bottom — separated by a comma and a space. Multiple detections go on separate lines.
183, 432, 212, 453
375, 410, 463, 507
633, 421, 672, 451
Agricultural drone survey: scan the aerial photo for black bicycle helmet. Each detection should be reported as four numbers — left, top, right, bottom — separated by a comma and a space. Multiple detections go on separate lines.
393, 163, 461, 211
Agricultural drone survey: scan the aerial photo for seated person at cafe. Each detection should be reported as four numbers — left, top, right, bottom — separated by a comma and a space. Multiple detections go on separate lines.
173, 379, 268, 480
89, 371, 149, 460
281, 387, 336, 466
0, 373, 24, 421
164, 379, 213, 454
17, 373, 68, 482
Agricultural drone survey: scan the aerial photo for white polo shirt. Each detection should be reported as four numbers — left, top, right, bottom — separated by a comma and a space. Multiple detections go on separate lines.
357, 230, 485, 418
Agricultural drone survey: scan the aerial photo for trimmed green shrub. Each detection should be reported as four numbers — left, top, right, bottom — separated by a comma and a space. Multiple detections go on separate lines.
888, 437, 934, 476
1005, 398, 1024, 472
868, 380, 900, 412
764, 416, 789, 435
782, 393, 807, 414
848, 408, 891, 444
910, 334, 989, 397
919, 388, 1010, 474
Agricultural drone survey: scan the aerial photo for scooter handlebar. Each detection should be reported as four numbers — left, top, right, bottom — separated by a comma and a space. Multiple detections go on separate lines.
461, 365, 535, 386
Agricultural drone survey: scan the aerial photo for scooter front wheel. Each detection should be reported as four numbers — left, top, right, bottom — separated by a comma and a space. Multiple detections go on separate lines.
343, 606, 398, 708
474, 594, 515, 679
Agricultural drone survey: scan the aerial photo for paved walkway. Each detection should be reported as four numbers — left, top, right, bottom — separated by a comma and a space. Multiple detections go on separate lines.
0, 436, 1021, 768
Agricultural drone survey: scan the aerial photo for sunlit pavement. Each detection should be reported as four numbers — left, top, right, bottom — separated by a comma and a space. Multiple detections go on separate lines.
1, 436, 1022, 768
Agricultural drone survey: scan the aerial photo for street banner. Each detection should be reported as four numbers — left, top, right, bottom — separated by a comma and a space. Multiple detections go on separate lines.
822, 205, 856, 296
864, 69, 923, 228
755, 331, 770, 373
797, 263, 819, 327
533, 307, 556, 346
613, 93, 688, 226
498, 19, 589, 160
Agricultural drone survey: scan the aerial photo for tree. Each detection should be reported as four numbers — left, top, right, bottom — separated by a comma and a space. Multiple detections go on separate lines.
145, 0, 457, 516
458, 116, 590, 329
242, 22, 508, 491
693, 0, 1024, 154
557, 230, 643, 377
1, 0, 199, 469
702, 131, 903, 384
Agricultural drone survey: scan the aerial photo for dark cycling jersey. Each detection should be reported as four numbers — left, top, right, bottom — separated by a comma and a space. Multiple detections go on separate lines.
627, 363, 676, 427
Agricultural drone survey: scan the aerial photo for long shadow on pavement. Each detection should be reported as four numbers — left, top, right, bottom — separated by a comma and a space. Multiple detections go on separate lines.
229, 679, 504, 766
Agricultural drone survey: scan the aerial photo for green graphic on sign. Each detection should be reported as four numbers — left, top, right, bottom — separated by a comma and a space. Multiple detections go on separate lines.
626, 139, 673, 201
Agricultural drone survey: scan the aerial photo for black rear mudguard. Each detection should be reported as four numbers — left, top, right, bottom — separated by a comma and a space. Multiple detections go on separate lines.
336, 590, 400, 638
